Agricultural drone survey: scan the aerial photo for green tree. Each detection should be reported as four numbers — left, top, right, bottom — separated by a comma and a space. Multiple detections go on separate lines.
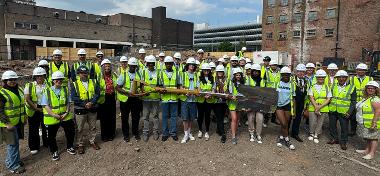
218, 41, 234, 52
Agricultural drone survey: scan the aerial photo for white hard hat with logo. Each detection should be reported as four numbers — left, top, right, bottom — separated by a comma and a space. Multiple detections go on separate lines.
1, 70, 18, 80
215, 65, 225, 72
245, 63, 252, 70
96, 51, 104, 56
201, 63, 211, 70
173, 52, 181, 59
138, 48, 146, 54
164, 56, 174, 63
366, 81, 379, 88
251, 63, 261, 71
356, 63, 368, 70
51, 71, 64, 80
186, 57, 196, 64
197, 49, 204, 53
280, 66, 291, 74
335, 70, 348, 77
315, 69, 327, 77
53, 49, 63, 56
159, 52, 165, 57
120, 56, 128, 62
33, 67, 47, 76
128, 57, 138, 65
306, 63, 315, 68
77, 49, 87, 55
145, 55, 156, 63
38, 60, 49, 67
327, 63, 338, 70
230, 56, 239, 61
101, 59, 111, 66
296, 64, 307, 71
209, 62, 216, 68
232, 67, 243, 75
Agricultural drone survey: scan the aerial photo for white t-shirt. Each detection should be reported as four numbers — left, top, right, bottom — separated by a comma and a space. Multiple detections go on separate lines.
24, 82, 47, 105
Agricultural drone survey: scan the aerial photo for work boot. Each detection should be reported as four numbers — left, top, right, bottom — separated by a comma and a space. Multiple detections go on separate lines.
340, 143, 347, 150
153, 132, 159, 141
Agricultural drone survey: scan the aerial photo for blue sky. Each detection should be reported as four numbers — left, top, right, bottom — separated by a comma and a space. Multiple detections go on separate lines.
37, 0, 263, 28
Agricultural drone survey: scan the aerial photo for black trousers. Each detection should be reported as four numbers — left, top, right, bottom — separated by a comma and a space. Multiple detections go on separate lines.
120, 97, 141, 139
28, 110, 48, 150
291, 99, 305, 136
329, 112, 349, 144
46, 119, 75, 153
197, 102, 212, 132
98, 93, 116, 140
349, 113, 357, 133
214, 103, 227, 136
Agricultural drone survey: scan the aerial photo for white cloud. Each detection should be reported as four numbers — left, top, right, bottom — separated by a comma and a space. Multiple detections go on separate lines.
223, 7, 259, 14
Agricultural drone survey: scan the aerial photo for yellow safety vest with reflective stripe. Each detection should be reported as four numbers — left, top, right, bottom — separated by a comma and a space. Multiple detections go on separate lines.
117, 71, 141, 102
73, 79, 96, 102
352, 76, 373, 102
118, 66, 128, 76
308, 84, 330, 112
197, 77, 215, 103
161, 70, 178, 102
0, 88, 25, 127
49, 62, 69, 87
260, 65, 267, 79
362, 96, 380, 129
73, 61, 93, 80
94, 63, 102, 81
329, 83, 355, 114
266, 69, 280, 88
227, 80, 239, 111
238, 51, 244, 58
98, 72, 117, 104
142, 69, 160, 100
43, 87, 72, 125
179, 72, 198, 102
25, 82, 39, 117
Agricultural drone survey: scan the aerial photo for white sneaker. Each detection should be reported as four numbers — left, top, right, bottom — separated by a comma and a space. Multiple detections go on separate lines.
308, 135, 314, 141
362, 154, 374, 160
276, 137, 283, 147
197, 131, 203, 138
249, 134, 255, 142
256, 136, 263, 144
289, 144, 296, 150
189, 133, 195, 141
30, 150, 38, 155
313, 138, 319, 144
204, 132, 210, 141
181, 135, 189, 144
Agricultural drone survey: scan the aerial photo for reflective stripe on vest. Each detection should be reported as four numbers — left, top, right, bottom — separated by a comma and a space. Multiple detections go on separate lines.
266, 69, 280, 88
0, 88, 25, 127
362, 96, 380, 129
43, 87, 72, 125
73, 79, 96, 101
197, 77, 215, 103
142, 69, 160, 100
25, 82, 38, 117
352, 76, 373, 101
49, 62, 69, 86
308, 84, 330, 112
161, 70, 178, 102
329, 83, 354, 114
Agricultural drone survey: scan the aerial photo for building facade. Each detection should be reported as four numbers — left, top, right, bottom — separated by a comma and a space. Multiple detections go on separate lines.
193, 23, 262, 52
0, 0, 193, 60
262, 0, 380, 66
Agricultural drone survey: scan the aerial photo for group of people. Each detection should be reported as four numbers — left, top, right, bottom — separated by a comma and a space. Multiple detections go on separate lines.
0, 47, 379, 174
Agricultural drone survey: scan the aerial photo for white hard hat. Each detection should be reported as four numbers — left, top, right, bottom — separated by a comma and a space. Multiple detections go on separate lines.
315, 69, 327, 77
52, 49, 63, 56
230, 56, 239, 61
164, 56, 174, 63
209, 62, 216, 68
96, 51, 104, 56
215, 65, 225, 72
128, 57, 138, 65
197, 49, 204, 53
138, 48, 146, 54
120, 56, 128, 62
201, 63, 211, 70
223, 55, 229, 59
366, 81, 379, 88
33, 67, 46, 76
77, 49, 87, 55
335, 70, 348, 77
38, 60, 49, 66
269, 60, 278, 65
159, 52, 165, 57
232, 67, 243, 75
173, 52, 181, 59
195, 60, 200, 65
1, 70, 18, 80
51, 71, 64, 80
280, 66, 292, 74
186, 57, 196, 64
218, 58, 225, 63
356, 63, 368, 70
145, 55, 156, 63
242, 47, 247, 51
245, 63, 252, 70
327, 63, 338, 70
251, 64, 261, 71
100, 59, 111, 66
296, 64, 307, 71
238, 57, 245, 61
245, 58, 252, 63
306, 63, 315, 68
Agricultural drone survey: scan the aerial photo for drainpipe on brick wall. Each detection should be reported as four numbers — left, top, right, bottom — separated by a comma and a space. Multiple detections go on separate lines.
334, 0, 341, 60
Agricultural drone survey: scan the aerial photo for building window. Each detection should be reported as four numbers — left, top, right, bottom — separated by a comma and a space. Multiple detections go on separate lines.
14, 22, 24, 28
266, 32, 273, 39
325, 28, 334, 37
24, 23, 31, 29
30, 24, 38, 30
293, 13, 302, 23
294, 0, 303, 4
267, 16, 274, 24
308, 11, 318, 21
326, 8, 336, 18
281, 0, 288, 6
279, 15, 288, 23
46, 26, 51, 31
268, 0, 276, 7
307, 29, 316, 38
279, 31, 287, 40
293, 30, 301, 38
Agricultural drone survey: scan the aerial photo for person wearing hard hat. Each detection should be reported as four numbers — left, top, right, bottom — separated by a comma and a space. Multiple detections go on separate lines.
137, 48, 146, 69
24, 67, 48, 155
173, 52, 183, 72
239, 57, 246, 68
308, 69, 331, 144
71, 49, 94, 81
227, 67, 245, 145
71, 66, 101, 154
41, 71, 76, 161
327, 70, 356, 150
197, 49, 205, 65
350, 63, 374, 136
226, 56, 240, 80
97, 59, 118, 142
261, 56, 271, 79
305, 62, 316, 85
251, 63, 266, 87
289, 64, 308, 142
273, 66, 295, 150
37, 60, 51, 87
179, 57, 199, 143
213, 65, 228, 143
326, 63, 338, 87
355, 81, 380, 160
118, 56, 128, 76
93, 51, 104, 81
158, 56, 181, 141
265, 60, 280, 88
157, 52, 166, 72
0, 70, 26, 173
237, 47, 247, 58
141, 55, 161, 142
116, 57, 143, 142
49, 49, 70, 87
209, 62, 216, 78
244, 63, 252, 84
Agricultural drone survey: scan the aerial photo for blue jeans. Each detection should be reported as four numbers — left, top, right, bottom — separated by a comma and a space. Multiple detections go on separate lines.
162, 102, 178, 137
5, 127, 21, 170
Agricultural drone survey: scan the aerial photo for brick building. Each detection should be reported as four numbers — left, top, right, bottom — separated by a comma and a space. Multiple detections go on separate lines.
262, 0, 380, 66
0, 0, 193, 60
